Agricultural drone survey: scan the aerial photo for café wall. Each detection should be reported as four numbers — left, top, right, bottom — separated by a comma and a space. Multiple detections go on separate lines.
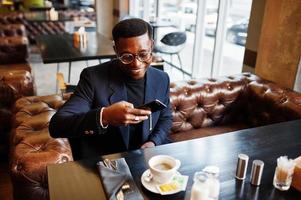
95, 0, 129, 39
243, 0, 301, 90
95, 0, 114, 38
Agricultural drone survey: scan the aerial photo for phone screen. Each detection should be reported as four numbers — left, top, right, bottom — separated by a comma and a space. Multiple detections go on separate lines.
137, 99, 167, 112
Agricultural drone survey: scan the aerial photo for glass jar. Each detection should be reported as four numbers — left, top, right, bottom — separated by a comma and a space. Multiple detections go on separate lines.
273, 156, 295, 191
190, 172, 210, 200
203, 166, 220, 200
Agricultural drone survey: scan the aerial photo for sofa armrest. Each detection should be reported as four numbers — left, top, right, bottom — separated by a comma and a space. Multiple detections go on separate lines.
10, 94, 73, 200
246, 80, 301, 126
0, 36, 29, 64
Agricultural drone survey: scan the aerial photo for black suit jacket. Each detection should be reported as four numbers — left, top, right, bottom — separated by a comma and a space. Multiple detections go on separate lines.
49, 60, 172, 159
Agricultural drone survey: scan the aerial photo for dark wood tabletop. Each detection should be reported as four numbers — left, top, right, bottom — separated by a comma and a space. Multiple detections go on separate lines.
47, 119, 301, 200
36, 32, 116, 63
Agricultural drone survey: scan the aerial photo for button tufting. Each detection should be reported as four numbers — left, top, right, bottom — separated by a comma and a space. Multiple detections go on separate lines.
183, 89, 189, 96
227, 84, 233, 90
61, 156, 68, 163
187, 80, 197, 85
206, 87, 211, 93
208, 78, 216, 82
16, 164, 23, 171
279, 97, 288, 104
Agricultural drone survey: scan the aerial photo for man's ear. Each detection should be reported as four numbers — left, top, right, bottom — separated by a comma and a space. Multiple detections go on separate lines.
112, 41, 117, 53
151, 39, 155, 50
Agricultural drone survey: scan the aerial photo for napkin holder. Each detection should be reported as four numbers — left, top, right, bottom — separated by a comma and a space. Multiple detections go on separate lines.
96, 158, 144, 200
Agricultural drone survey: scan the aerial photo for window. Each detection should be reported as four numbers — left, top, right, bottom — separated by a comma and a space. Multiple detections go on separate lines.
129, 0, 253, 80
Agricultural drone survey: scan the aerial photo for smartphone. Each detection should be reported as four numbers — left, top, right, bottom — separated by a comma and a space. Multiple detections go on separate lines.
137, 99, 167, 112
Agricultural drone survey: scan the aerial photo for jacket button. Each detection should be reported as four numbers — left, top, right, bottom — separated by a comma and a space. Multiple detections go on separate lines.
84, 131, 89, 135
89, 130, 94, 134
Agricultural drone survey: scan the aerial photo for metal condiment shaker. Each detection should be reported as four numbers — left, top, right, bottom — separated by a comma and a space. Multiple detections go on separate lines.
250, 160, 264, 186
235, 154, 249, 180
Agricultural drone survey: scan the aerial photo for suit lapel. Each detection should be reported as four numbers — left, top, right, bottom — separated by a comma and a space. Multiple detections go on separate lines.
108, 67, 129, 149
142, 68, 157, 141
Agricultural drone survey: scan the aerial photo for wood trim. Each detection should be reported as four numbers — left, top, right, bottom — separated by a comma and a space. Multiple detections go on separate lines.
113, 9, 120, 17
243, 49, 257, 68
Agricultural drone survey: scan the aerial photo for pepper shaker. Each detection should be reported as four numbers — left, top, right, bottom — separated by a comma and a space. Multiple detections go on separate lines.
250, 160, 264, 186
235, 154, 249, 180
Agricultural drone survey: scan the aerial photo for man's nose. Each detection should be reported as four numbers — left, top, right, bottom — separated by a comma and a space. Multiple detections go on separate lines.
132, 57, 143, 67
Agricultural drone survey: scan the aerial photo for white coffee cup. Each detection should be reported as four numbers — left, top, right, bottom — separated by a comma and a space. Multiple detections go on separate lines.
148, 155, 181, 184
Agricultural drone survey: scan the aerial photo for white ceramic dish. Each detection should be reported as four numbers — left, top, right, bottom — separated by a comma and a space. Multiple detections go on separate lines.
140, 169, 181, 195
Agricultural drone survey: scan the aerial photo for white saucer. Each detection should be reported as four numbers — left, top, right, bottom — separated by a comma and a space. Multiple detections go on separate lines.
141, 169, 181, 194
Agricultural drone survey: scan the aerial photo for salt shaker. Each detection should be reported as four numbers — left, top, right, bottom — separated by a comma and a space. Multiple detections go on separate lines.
203, 166, 220, 200
250, 160, 264, 186
190, 172, 210, 200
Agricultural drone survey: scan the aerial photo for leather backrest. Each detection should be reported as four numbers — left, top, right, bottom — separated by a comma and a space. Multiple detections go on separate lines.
0, 24, 27, 37
10, 94, 73, 200
0, 36, 29, 64
170, 73, 301, 133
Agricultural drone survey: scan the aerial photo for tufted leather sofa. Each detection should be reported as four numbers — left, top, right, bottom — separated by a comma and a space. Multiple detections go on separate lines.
58, 10, 96, 21
9, 73, 301, 200
169, 73, 301, 141
0, 12, 65, 44
0, 69, 35, 159
0, 11, 95, 44
0, 23, 36, 159
0, 24, 27, 37
10, 94, 73, 200
0, 13, 24, 25
0, 36, 29, 64
0, 22, 29, 64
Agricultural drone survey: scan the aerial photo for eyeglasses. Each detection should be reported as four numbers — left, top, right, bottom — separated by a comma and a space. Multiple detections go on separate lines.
118, 51, 152, 64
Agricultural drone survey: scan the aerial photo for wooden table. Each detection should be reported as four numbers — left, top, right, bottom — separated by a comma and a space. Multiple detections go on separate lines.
47, 119, 301, 200
36, 32, 115, 82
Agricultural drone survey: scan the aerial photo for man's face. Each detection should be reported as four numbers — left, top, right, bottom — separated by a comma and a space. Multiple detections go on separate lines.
114, 33, 153, 80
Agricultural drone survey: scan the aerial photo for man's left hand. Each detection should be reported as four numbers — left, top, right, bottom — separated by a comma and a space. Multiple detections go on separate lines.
141, 141, 155, 149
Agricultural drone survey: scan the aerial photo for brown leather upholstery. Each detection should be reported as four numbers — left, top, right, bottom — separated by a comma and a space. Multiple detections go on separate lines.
0, 62, 32, 73
0, 24, 27, 37
0, 12, 66, 44
169, 73, 301, 141
9, 73, 301, 200
0, 36, 29, 64
0, 108, 12, 159
24, 21, 65, 43
0, 68, 36, 158
0, 70, 35, 97
0, 67, 35, 112
0, 13, 24, 25
10, 94, 73, 200
58, 10, 96, 21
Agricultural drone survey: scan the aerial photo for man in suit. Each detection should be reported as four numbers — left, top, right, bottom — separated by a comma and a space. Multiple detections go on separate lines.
49, 18, 172, 160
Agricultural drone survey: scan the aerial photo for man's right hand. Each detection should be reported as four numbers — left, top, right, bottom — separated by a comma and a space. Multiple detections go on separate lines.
101, 101, 151, 126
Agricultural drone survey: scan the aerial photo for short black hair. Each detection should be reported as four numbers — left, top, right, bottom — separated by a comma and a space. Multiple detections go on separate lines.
112, 18, 153, 42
